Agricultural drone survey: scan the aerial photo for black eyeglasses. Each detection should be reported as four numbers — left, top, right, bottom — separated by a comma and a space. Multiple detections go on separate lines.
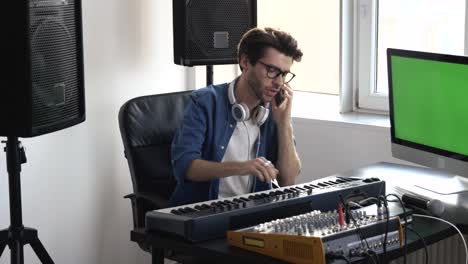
257, 61, 296, 84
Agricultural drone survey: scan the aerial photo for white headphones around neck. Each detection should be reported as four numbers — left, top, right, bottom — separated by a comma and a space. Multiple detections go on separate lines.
228, 80, 269, 126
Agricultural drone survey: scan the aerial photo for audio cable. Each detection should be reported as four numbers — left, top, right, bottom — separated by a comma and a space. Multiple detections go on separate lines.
378, 195, 390, 262
413, 214, 468, 264
406, 226, 428, 264
386, 193, 408, 264
325, 252, 351, 264
366, 249, 380, 264
350, 194, 398, 263
339, 195, 370, 249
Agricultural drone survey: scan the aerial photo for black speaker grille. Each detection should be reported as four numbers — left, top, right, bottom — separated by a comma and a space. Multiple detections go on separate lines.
29, 0, 82, 128
186, 0, 252, 60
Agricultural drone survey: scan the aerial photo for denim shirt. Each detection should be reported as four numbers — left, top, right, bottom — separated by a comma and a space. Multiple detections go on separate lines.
169, 82, 279, 206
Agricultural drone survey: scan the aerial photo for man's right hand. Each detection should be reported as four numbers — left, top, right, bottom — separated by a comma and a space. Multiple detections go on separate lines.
242, 157, 279, 182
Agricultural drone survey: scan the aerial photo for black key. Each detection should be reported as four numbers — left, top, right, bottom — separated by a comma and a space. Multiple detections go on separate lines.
224, 200, 236, 205
253, 194, 263, 200
341, 177, 355, 182
184, 207, 197, 213
171, 209, 183, 215
201, 204, 211, 209
192, 207, 215, 216
218, 201, 228, 206
213, 202, 224, 208
176, 208, 190, 214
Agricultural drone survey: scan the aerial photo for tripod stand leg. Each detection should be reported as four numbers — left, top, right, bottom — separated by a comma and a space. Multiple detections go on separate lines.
1, 139, 54, 264
0, 229, 7, 258
11, 239, 24, 264
30, 239, 54, 264
0, 241, 6, 258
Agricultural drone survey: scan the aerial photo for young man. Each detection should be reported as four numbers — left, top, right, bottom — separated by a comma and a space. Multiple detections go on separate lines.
170, 27, 303, 206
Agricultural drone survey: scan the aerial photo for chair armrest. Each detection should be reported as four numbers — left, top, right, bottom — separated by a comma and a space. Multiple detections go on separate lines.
123, 193, 136, 199
124, 192, 169, 209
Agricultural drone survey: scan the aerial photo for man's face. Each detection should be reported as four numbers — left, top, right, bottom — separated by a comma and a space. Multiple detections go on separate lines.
244, 47, 294, 103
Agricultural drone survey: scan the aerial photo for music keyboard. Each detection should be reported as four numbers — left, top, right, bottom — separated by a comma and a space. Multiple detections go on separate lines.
145, 176, 385, 242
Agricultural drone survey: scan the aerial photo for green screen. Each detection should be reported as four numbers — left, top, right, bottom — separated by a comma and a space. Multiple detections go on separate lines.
391, 56, 468, 156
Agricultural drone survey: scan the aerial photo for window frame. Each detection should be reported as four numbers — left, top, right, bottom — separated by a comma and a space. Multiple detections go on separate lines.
352, 0, 468, 112
355, 0, 389, 112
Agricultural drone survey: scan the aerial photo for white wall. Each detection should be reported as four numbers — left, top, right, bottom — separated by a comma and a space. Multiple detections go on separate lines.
0, 1, 411, 264
293, 119, 409, 184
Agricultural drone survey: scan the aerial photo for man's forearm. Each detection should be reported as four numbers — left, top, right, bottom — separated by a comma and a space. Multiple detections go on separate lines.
186, 159, 248, 181
276, 124, 301, 186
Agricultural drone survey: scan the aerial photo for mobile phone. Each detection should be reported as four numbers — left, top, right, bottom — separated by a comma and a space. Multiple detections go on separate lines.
275, 89, 285, 106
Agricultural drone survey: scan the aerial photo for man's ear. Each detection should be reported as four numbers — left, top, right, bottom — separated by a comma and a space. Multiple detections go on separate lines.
239, 54, 250, 70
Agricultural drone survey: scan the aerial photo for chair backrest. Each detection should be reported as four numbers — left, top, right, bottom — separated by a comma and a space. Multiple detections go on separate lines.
118, 90, 192, 230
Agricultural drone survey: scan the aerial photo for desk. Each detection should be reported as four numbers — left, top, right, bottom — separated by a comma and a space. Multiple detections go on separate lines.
132, 212, 458, 264
132, 162, 465, 263
132, 228, 285, 264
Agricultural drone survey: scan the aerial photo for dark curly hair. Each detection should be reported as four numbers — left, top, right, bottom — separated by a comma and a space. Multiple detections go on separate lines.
237, 27, 303, 71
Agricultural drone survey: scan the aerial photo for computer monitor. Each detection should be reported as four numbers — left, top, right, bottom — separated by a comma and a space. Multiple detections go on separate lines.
387, 48, 468, 177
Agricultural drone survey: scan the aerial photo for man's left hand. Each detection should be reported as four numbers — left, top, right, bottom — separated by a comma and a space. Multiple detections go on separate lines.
271, 83, 293, 128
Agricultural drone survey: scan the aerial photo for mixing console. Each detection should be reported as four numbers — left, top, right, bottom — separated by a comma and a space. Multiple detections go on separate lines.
228, 210, 402, 264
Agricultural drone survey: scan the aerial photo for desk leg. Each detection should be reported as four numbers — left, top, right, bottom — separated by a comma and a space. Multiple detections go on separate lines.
151, 246, 164, 264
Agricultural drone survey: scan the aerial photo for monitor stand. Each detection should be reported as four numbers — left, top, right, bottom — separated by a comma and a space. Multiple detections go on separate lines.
415, 175, 468, 195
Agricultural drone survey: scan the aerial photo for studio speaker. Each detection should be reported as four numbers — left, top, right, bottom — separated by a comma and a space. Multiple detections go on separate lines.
173, 0, 257, 66
0, 0, 85, 137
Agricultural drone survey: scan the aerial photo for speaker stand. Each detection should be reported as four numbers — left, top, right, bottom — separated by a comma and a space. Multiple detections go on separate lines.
206, 65, 213, 86
0, 137, 54, 264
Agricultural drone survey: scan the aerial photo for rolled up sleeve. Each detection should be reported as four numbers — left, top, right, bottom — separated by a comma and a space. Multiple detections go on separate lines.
171, 94, 207, 184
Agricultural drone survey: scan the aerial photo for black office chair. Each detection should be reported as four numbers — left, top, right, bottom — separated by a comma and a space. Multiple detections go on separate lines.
118, 90, 192, 253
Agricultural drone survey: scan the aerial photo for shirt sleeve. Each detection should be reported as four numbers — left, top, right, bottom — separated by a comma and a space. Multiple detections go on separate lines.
171, 94, 207, 184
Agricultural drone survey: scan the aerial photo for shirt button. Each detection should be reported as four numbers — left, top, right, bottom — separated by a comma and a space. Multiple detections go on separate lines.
221, 146, 225, 149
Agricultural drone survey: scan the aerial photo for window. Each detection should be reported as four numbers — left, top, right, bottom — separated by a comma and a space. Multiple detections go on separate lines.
356, 0, 466, 111
258, 0, 340, 95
